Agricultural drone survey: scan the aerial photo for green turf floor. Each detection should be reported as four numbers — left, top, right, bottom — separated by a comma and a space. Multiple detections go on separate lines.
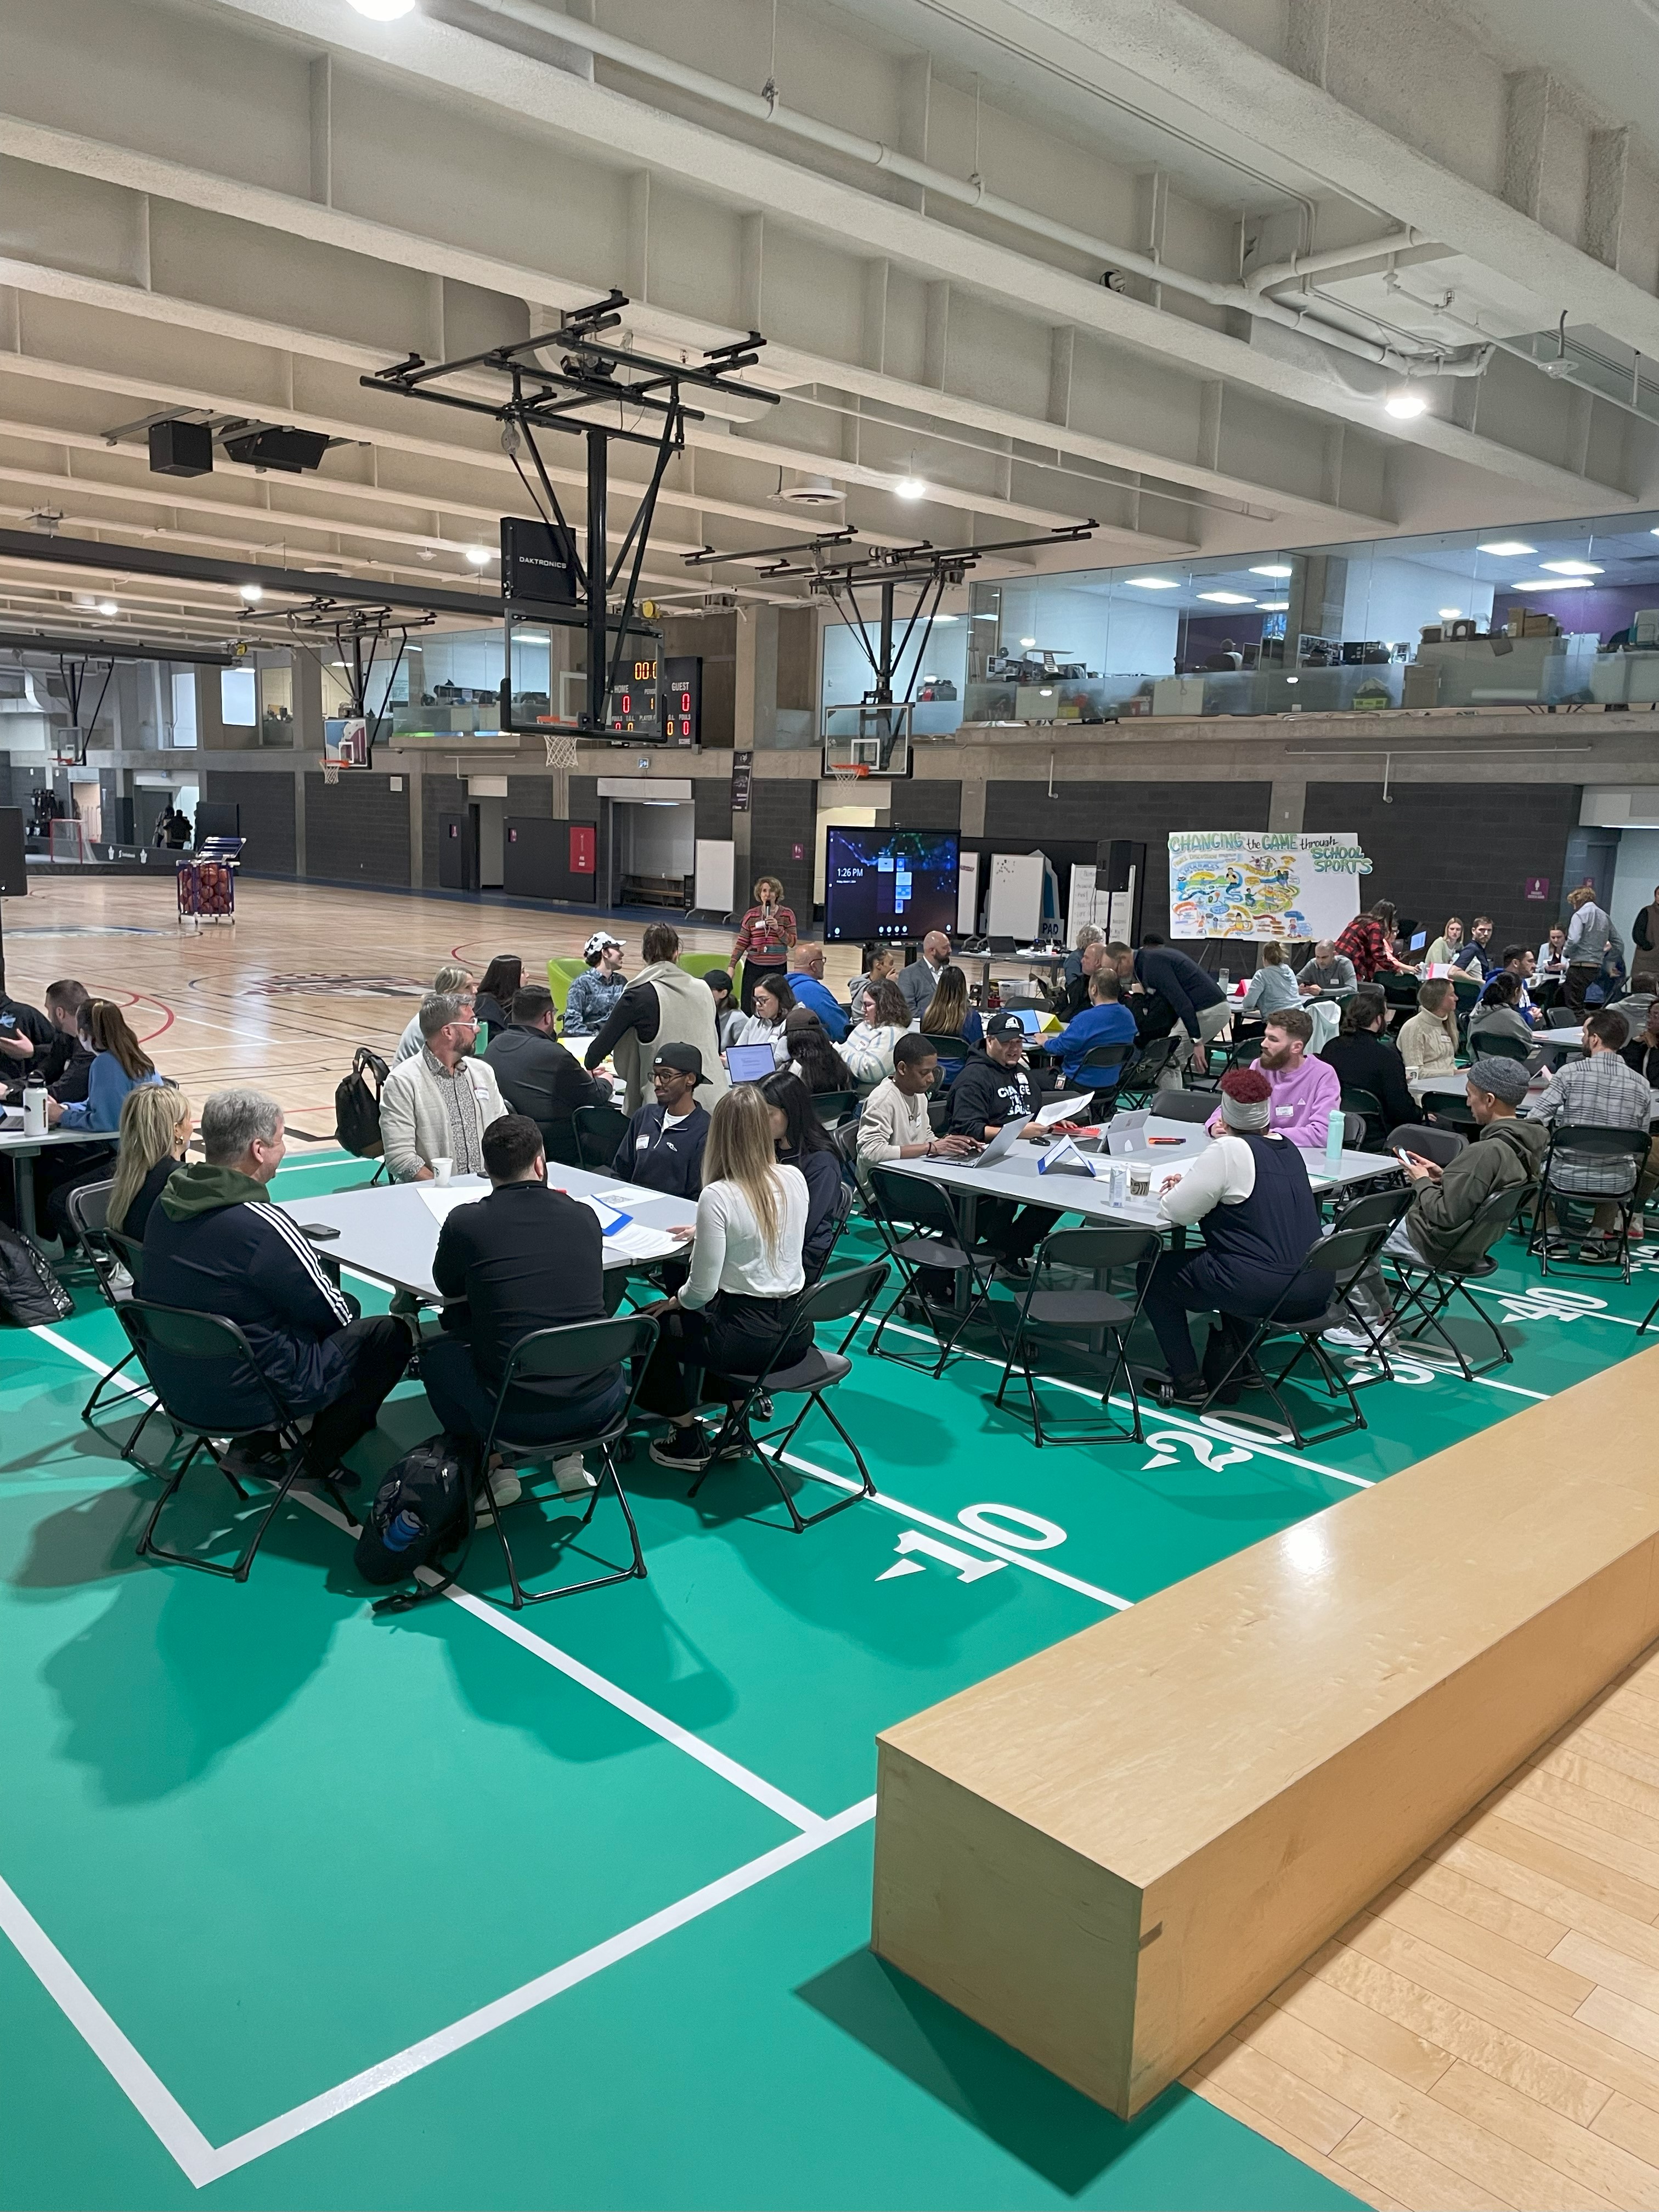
3, 1147, 1655, 2209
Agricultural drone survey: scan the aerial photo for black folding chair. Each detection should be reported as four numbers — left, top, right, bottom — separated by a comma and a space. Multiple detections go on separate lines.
1339, 1086, 1386, 1149
1148, 1089, 1216, 1126
574, 1103, 634, 1173
1466, 1029, 1533, 1064
1317, 1185, 1415, 1374
123, 1301, 353, 1582
691, 1262, 890, 1530
1188, 1219, 1397, 1448
1641, 1285, 1657, 1336
1530, 1123, 1651, 1280
1066, 1040, 1135, 1115
1384, 1183, 1533, 1379
473, 1313, 659, 1610
1382, 1122, 1466, 1169
1222, 1021, 1267, 1073
65, 1182, 162, 1455
865, 1166, 994, 1375
992, 1226, 1159, 1446
1117, 1033, 1180, 1105
922, 1032, 970, 1085
810, 1088, 860, 1130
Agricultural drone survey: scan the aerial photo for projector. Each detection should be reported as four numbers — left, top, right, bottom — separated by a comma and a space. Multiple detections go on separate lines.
221, 426, 330, 473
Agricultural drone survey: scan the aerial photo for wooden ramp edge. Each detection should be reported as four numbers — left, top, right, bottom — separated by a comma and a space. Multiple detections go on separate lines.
871, 1344, 1659, 2121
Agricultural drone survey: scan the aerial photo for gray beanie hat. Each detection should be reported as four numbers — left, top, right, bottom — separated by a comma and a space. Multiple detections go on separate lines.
1467, 1054, 1530, 1105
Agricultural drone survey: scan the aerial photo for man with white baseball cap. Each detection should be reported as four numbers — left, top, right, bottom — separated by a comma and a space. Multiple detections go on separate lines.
563, 932, 628, 1035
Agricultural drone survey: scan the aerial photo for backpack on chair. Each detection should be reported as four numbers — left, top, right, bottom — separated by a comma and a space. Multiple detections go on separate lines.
0, 1223, 73, 1325
354, 1434, 476, 1611
335, 1045, 391, 1159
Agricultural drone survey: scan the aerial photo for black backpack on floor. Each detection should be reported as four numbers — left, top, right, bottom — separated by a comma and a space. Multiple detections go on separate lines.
0, 1224, 73, 1325
354, 1433, 475, 1612
335, 1045, 390, 1159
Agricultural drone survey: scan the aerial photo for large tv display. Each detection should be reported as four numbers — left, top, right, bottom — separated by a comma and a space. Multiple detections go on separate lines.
823, 828, 959, 943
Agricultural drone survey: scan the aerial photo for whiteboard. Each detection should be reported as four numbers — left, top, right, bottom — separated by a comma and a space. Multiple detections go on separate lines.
1066, 862, 1116, 944
957, 848, 980, 935
694, 838, 735, 913
987, 851, 1045, 941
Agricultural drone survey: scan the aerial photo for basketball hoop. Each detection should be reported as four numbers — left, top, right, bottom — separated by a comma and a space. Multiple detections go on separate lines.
544, 730, 579, 769
829, 761, 866, 786
322, 760, 341, 785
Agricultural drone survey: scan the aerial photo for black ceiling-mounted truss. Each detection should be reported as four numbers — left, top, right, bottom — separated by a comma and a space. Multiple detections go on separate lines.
684, 521, 1097, 709
246, 597, 435, 735
363, 292, 781, 734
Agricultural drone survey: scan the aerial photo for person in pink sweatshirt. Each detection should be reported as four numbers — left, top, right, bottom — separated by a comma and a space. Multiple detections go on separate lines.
1209, 1007, 1341, 1148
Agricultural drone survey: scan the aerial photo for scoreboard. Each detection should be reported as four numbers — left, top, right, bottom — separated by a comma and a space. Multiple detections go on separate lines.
604, 652, 702, 743
663, 656, 701, 743
605, 655, 659, 735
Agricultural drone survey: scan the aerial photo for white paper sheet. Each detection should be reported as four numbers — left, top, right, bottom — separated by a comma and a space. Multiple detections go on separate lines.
1034, 1092, 1092, 1127
603, 1224, 686, 1261
415, 1182, 486, 1223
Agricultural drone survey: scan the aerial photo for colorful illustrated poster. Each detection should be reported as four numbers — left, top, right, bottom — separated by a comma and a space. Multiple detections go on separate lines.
1167, 832, 1372, 941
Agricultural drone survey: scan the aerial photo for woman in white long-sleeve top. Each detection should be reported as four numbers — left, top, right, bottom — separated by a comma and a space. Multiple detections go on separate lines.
641, 1085, 810, 1473
839, 978, 915, 1085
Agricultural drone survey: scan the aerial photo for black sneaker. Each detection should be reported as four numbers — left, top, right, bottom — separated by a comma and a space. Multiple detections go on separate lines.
1143, 1369, 1207, 1410
650, 1425, 713, 1471
994, 1256, 1031, 1284
220, 1435, 287, 1482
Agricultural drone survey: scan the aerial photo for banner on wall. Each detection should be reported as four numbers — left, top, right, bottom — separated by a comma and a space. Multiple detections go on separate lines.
1167, 832, 1373, 942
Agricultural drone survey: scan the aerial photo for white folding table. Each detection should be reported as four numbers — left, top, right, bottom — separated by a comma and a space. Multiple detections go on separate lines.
275, 1166, 699, 1305
0, 1120, 119, 1240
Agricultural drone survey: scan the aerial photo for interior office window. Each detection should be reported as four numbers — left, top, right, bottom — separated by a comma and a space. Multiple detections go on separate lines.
221, 667, 258, 727
258, 663, 294, 746
170, 671, 198, 748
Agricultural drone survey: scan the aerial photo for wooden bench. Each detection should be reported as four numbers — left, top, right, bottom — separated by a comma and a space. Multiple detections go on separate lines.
871, 1344, 1659, 2119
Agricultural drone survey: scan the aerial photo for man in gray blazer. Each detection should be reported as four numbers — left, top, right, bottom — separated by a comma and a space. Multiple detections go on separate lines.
896, 930, 955, 1021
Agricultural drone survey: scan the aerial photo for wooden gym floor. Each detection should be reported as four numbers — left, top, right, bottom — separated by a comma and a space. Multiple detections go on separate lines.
3, 872, 1659, 2210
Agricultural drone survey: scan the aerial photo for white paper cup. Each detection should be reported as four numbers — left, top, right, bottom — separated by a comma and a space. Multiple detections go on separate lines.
432, 1156, 452, 1185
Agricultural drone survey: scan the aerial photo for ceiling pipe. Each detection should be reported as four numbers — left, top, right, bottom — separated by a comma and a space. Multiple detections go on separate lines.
465, 0, 1486, 385
1244, 227, 1431, 294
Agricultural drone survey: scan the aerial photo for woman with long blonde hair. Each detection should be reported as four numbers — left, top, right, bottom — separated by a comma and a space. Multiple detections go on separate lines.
108, 1084, 194, 1242
641, 1084, 810, 1471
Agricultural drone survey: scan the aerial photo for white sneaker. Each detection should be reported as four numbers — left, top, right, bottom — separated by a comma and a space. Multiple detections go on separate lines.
552, 1454, 596, 1496
1323, 1324, 1396, 1352
473, 1468, 522, 1523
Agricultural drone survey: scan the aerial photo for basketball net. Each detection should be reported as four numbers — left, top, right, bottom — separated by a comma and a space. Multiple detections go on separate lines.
545, 730, 579, 769
322, 760, 341, 785
830, 762, 865, 786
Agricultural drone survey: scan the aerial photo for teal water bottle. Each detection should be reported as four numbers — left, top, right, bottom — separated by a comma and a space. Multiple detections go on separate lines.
1325, 1106, 1345, 1171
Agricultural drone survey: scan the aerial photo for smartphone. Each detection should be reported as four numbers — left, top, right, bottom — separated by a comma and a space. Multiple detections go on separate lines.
300, 1223, 342, 1242
1393, 1149, 1418, 1168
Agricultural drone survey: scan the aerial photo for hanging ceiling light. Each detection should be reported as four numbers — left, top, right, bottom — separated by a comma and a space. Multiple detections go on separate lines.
893, 477, 927, 500
465, 546, 492, 567
239, 583, 263, 603
97, 599, 119, 616
1384, 388, 1429, 419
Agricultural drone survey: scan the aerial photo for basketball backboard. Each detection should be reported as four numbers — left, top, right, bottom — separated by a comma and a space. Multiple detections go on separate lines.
822, 702, 911, 781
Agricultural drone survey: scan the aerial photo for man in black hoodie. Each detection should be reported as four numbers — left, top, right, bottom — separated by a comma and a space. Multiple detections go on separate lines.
947, 1012, 1058, 1276
143, 1086, 411, 1480
484, 984, 612, 1167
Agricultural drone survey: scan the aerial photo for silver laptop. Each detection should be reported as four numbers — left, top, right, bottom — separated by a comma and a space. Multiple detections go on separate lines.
960, 1114, 1032, 1168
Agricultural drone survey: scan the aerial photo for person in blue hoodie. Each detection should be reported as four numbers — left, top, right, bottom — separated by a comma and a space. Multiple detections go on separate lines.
143, 1086, 411, 1482
1054, 969, 1139, 1101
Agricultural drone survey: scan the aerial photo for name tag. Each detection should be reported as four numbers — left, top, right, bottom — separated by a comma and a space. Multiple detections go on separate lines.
635, 1133, 650, 1149
1274, 1104, 1294, 1119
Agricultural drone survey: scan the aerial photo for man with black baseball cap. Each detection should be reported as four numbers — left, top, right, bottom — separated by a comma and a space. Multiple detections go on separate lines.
947, 1010, 1057, 1278
610, 1041, 711, 1198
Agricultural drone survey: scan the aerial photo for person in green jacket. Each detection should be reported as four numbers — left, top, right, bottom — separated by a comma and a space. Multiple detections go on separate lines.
1326, 1056, 1545, 1348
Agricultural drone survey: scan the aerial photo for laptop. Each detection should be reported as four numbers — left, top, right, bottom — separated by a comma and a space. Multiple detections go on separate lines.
1106, 1110, 1150, 1153
1408, 930, 1428, 953
959, 1114, 1032, 1168
725, 1042, 778, 1084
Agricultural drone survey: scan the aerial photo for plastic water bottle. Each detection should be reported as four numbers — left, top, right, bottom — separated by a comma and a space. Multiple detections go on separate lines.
21, 1075, 47, 1138
383, 1508, 424, 1554
1325, 1107, 1345, 1173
